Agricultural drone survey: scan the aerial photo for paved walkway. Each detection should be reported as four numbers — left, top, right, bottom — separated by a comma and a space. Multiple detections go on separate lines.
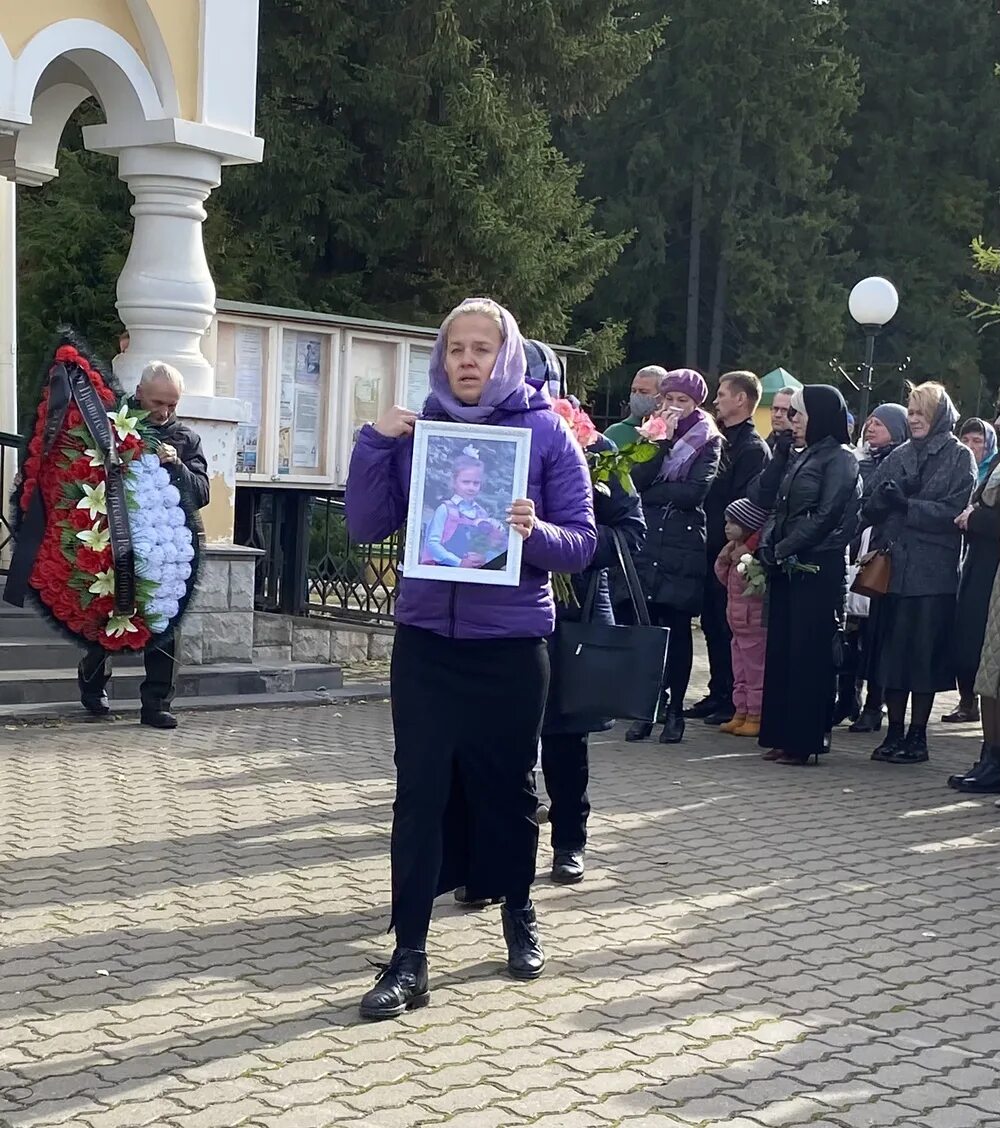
1, 666, 999, 1127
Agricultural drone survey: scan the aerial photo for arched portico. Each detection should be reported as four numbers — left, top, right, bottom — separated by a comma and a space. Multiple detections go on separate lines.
0, 1, 263, 543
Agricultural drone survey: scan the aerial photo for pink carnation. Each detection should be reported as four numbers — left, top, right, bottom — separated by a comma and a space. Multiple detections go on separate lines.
639, 415, 668, 441
553, 398, 600, 450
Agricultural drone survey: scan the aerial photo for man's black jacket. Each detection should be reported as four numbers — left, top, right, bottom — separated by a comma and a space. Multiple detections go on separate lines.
705, 419, 770, 555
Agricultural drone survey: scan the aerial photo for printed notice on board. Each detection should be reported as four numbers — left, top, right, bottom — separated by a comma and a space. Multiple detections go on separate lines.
293, 387, 320, 469
234, 326, 264, 427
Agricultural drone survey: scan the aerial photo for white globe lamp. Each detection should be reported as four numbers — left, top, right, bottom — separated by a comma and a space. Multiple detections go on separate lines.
849, 276, 899, 329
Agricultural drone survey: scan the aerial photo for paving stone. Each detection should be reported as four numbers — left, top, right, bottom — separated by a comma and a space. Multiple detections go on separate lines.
0, 652, 997, 1128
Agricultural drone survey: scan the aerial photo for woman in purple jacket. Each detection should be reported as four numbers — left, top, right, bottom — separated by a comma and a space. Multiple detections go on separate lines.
346, 298, 597, 1021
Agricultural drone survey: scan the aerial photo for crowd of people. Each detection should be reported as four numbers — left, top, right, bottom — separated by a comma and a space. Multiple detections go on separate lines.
345, 294, 997, 1023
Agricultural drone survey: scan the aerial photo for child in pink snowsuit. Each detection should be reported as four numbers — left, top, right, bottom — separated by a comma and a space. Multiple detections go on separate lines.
713, 498, 769, 737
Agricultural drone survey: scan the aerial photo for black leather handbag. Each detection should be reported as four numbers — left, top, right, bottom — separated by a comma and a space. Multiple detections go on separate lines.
553, 530, 669, 724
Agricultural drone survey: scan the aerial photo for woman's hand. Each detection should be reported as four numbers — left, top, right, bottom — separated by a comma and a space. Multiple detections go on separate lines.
373, 406, 418, 438
656, 407, 680, 442
956, 505, 975, 530
507, 498, 536, 539
460, 552, 486, 568
879, 479, 909, 512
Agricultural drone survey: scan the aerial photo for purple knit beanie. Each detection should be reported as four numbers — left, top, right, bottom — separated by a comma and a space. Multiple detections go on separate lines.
661, 368, 708, 405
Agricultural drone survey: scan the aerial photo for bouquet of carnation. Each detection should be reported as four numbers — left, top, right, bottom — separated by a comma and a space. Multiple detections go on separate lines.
5, 332, 200, 650
550, 398, 663, 605
735, 553, 768, 597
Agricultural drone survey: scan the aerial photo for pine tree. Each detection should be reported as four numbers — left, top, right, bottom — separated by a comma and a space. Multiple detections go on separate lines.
838, 0, 1000, 409
568, 0, 860, 387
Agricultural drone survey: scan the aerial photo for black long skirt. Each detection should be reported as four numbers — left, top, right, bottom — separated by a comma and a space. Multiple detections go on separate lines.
866, 593, 956, 694
388, 624, 549, 928
759, 552, 845, 760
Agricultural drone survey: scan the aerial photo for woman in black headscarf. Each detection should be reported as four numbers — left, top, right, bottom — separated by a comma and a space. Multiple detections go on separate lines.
750, 385, 861, 764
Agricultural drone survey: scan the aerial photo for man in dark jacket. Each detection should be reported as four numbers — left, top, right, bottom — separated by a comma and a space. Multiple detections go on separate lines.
687, 371, 770, 725
79, 361, 210, 729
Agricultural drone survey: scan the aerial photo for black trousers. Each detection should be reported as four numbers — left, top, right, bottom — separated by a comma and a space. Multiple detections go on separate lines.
78, 633, 177, 713
701, 567, 733, 704
541, 732, 590, 852
389, 625, 549, 951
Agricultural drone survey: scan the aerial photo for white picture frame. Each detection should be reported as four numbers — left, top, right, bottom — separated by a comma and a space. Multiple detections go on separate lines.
402, 420, 532, 587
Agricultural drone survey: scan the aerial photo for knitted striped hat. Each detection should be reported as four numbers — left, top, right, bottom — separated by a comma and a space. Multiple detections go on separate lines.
725, 498, 769, 533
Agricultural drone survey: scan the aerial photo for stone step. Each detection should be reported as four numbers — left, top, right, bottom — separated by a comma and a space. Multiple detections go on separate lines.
0, 604, 67, 641
0, 683, 390, 726
0, 661, 343, 707
0, 639, 144, 671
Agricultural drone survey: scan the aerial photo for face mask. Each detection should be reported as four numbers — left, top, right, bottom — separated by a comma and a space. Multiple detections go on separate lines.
630, 393, 658, 418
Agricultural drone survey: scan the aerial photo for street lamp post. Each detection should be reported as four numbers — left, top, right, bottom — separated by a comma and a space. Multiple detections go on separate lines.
849, 276, 899, 429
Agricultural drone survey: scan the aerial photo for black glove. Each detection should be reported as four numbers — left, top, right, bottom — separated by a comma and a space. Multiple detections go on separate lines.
757, 542, 779, 569
772, 430, 795, 458
900, 474, 921, 497
880, 480, 909, 512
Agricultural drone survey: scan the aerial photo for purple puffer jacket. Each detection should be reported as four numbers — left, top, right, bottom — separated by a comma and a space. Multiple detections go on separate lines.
346, 384, 597, 641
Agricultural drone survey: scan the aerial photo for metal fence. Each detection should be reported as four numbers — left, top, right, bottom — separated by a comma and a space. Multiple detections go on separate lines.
235, 487, 401, 625
0, 431, 19, 578
306, 496, 401, 624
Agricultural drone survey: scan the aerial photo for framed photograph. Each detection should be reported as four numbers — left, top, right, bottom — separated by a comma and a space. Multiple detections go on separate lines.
403, 420, 532, 587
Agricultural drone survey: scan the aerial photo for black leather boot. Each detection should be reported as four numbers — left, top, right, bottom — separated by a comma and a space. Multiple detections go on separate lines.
947, 744, 987, 790
501, 904, 545, 980
871, 722, 905, 761
951, 746, 1000, 793
684, 695, 721, 719
659, 710, 685, 744
140, 710, 178, 730
625, 721, 653, 742
359, 948, 430, 1020
850, 708, 883, 734
889, 725, 929, 764
551, 850, 585, 884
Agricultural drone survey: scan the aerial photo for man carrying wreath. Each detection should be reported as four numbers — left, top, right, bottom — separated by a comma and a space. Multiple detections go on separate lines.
78, 361, 209, 729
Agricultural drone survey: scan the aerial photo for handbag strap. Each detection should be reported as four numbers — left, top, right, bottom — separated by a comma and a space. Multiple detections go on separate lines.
578, 569, 602, 623
611, 528, 651, 626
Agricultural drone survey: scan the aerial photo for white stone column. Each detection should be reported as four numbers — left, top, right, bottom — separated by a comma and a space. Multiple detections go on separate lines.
0, 177, 16, 437
111, 145, 221, 397
100, 143, 245, 545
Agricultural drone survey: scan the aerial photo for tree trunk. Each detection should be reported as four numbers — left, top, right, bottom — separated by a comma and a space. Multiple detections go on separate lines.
686, 175, 703, 369
708, 246, 728, 378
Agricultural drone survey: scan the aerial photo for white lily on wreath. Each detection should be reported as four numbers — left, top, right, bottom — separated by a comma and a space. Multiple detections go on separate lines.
76, 481, 108, 519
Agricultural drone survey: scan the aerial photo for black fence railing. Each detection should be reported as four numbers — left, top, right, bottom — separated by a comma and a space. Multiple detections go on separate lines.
0, 431, 20, 579
306, 496, 401, 624
235, 487, 402, 625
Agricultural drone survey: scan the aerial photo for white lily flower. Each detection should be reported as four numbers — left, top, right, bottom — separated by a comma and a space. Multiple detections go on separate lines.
76, 523, 111, 552
83, 447, 105, 469
104, 613, 139, 639
108, 404, 141, 442
88, 569, 116, 597
76, 481, 108, 519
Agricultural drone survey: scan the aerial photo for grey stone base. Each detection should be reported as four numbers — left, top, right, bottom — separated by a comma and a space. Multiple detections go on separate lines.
253, 612, 394, 665
177, 544, 262, 665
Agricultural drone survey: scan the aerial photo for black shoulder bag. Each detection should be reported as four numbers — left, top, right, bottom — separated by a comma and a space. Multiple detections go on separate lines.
553, 529, 670, 724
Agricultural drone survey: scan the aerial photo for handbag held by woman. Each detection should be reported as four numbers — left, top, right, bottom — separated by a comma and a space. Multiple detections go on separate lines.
851, 545, 892, 599
553, 529, 669, 723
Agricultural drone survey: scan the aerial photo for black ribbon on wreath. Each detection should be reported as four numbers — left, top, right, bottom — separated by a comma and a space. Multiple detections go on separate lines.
4, 360, 136, 615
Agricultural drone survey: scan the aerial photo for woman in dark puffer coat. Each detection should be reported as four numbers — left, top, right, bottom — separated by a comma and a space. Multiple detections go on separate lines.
624, 368, 721, 746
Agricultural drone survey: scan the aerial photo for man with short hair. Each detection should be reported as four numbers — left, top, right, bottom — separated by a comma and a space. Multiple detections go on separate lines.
687, 371, 771, 725
78, 361, 209, 729
604, 365, 667, 449
766, 388, 797, 450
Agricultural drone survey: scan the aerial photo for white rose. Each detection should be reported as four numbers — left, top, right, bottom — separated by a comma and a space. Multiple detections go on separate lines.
740, 553, 753, 565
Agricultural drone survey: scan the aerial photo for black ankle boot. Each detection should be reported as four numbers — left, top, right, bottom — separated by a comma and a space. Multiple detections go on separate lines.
951, 745, 1000, 793
871, 722, 905, 761
889, 725, 929, 764
625, 721, 653, 742
501, 903, 545, 980
850, 707, 883, 734
359, 948, 429, 1020
948, 743, 987, 789
659, 711, 685, 745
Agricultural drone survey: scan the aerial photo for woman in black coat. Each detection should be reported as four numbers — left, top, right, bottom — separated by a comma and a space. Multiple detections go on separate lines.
941, 464, 1000, 724
751, 385, 861, 765
862, 382, 976, 764
540, 431, 645, 884
625, 368, 721, 745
